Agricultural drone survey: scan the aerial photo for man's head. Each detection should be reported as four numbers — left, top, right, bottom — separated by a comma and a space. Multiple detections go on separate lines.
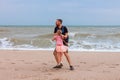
56, 19, 63, 26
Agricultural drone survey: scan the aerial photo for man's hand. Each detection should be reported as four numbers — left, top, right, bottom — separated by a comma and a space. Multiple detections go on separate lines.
64, 33, 68, 39
61, 34, 65, 39
64, 35, 68, 38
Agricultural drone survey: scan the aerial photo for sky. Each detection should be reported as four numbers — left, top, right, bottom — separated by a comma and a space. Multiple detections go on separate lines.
0, 0, 120, 25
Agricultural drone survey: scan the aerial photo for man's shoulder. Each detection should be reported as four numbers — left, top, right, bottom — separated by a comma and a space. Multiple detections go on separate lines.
62, 26, 67, 29
54, 26, 58, 29
62, 25, 66, 27
54, 25, 68, 29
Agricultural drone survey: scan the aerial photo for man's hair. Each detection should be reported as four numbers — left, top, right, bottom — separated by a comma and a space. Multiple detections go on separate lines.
57, 19, 63, 24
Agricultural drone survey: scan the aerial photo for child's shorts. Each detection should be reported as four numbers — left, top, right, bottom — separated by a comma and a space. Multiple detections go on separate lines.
56, 45, 68, 53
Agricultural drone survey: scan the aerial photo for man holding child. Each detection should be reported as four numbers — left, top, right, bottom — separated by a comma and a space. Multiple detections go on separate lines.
53, 19, 74, 70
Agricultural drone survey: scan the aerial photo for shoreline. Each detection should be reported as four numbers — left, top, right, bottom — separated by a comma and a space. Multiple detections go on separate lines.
1, 49, 120, 52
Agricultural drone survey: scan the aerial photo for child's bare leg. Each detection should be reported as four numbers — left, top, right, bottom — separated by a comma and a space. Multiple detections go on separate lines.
53, 50, 59, 64
53, 52, 62, 68
59, 52, 63, 63
57, 52, 61, 65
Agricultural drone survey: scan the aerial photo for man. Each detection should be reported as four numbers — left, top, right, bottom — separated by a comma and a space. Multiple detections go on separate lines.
53, 19, 74, 70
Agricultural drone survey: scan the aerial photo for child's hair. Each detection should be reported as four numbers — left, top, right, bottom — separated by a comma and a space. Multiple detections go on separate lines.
57, 29, 62, 35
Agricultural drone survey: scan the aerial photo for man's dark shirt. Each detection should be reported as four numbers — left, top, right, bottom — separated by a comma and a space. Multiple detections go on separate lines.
54, 26, 69, 46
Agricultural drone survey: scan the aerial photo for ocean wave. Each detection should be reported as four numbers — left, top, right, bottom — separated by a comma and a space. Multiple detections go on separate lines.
0, 38, 13, 48
67, 32, 95, 39
1, 26, 120, 51
69, 32, 120, 39
108, 33, 120, 37
0, 37, 53, 48
0, 37, 120, 51
34, 33, 53, 39
0, 29, 9, 32
69, 39, 120, 50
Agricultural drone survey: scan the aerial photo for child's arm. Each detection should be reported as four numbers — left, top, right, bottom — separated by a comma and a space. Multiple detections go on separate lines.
52, 36, 56, 41
52, 37, 55, 41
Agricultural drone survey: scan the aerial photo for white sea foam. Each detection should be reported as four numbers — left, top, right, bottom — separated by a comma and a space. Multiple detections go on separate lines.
0, 26, 120, 52
0, 38, 13, 48
0, 36, 120, 52
69, 32, 78, 38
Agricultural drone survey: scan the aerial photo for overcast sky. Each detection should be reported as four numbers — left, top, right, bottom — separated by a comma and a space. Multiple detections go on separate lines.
0, 0, 120, 25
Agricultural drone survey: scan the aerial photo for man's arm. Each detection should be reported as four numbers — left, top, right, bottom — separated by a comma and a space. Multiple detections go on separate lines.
63, 26, 68, 39
64, 33, 68, 39
54, 27, 57, 35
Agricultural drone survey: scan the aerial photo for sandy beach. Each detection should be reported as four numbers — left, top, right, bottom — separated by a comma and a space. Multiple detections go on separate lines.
0, 50, 120, 80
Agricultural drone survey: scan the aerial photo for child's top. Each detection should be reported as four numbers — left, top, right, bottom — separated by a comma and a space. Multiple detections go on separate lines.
54, 35, 63, 46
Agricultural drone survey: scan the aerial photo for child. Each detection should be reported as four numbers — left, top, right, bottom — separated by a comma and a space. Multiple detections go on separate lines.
52, 29, 68, 67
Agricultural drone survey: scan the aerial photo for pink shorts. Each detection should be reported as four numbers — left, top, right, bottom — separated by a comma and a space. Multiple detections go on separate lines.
56, 45, 68, 53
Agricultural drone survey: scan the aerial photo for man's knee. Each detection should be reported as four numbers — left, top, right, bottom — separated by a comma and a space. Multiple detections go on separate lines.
64, 50, 68, 55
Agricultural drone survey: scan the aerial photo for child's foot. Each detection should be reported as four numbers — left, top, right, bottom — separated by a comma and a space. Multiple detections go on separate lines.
53, 65, 61, 68
53, 63, 63, 68
70, 66, 74, 70
60, 63, 63, 67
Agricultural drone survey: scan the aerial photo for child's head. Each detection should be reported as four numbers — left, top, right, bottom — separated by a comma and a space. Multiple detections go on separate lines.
57, 29, 62, 35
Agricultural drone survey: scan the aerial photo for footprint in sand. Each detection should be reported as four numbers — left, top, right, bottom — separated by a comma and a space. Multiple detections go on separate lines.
80, 62, 87, 64
14, 68, 19, 71
109, 66, 116, 68
102, 70, 111, 73
74, 65, 79, 67
42, 63, 48, 65
45, 73, 52, 75
42, 68, 50, 72
34, 60, 40, 62
91, 64, 100, 68
87, 69, 92, 71
0, 67, 6, 70
15, 75, 33, 79
112, 64, 120, 66
32, 67, 42, 71
52, 78, 61, 80
11, 62, 16, 64
108, 64, 120, 68
17, 60, 25, 62
100, 62, 105, 65
24, 62, 32, 64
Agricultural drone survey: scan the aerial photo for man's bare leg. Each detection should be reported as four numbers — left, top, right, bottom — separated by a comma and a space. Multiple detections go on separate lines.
64, 51, 74, 70
64, 52, 72, 66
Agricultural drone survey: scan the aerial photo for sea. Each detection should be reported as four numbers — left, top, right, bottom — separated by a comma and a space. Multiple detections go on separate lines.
0, 25, 120, 52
